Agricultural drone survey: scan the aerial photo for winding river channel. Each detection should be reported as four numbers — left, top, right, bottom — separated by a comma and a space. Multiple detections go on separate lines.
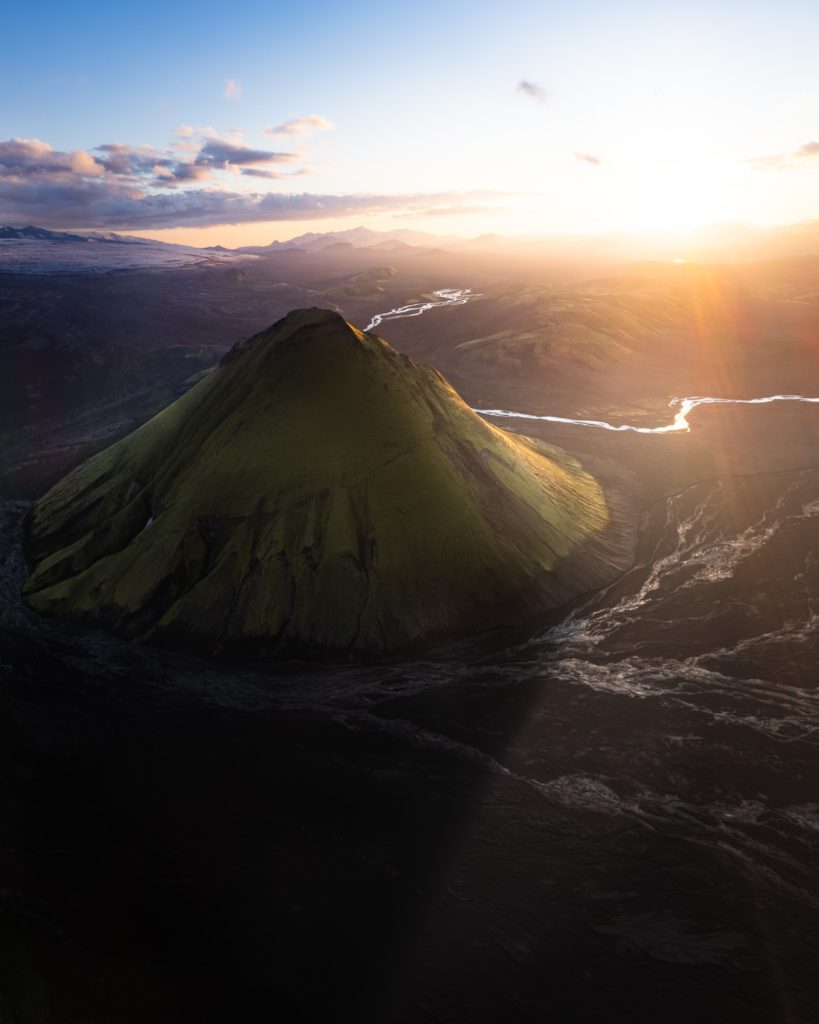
3, 286, 817, 1021
476, 394, 819, 432
365, 291, 819, 432
365, 287, 475, 332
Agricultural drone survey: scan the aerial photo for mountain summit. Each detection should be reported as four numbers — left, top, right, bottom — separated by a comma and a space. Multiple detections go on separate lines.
23, 309, 613, 658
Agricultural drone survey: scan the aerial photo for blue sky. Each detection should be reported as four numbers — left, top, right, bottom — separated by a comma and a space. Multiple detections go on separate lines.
2, 0, 819, 243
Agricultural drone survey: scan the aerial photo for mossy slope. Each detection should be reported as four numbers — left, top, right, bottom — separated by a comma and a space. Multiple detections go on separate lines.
23, 309, 609, 657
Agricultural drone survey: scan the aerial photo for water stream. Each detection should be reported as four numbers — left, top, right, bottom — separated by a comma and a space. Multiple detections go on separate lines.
476, 393, 819, 433
365, 288, 476, 332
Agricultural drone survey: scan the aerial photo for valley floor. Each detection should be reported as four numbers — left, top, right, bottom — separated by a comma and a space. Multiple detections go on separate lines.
2, 410, 819, 1023
1, 260, 819, 1022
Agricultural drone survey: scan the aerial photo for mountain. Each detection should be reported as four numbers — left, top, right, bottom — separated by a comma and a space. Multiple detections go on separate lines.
446, 278, 691, 378
322, 265, 399, 299
318, 241, 355, 253
0, 225, 92, 242
235, 226, 464, 255
369, 239, 418, 253
236, 218, 819, 267
0, 226, 253, 274
22, 308, 619, 659
0, 225, 148, 244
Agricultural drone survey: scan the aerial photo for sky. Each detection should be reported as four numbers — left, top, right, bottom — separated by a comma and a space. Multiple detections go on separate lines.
2, 0, 819, 246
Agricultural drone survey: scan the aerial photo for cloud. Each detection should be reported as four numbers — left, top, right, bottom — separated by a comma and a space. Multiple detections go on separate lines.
201, 125, 245, 141
746, 140, 819, 170
93, 143, 216, 185
517, 80, 548, 102
225, 79, 242, 101
391, 191, 511, 221
175, 124, 195, 138
394, 204, 495, 219
0, 133, 509, 231
169, 162, 214, 182
94, 137, 299, 183
95, 143, 170, 177
196, 139, 298, 168
0, 177, 492, 230
265, 114, 334, 137
0, 137, 105, 177
744, 153, 786, 171
0, 134, 298, 192
70, 150, 106, 176
240, 167, 309, 180
574, 151, 601, 166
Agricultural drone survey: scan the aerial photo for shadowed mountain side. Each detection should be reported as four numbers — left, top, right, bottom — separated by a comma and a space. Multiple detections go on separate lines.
322, 265, 399, 300
22, 309, 633, 659
446, 280, 690, 377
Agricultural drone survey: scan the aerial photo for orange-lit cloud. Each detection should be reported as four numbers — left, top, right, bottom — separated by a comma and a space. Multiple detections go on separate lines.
0, 137, 104, 177
70, 150, 105, 176
265, 114, 334, 137
745, 140, 819, 170
0, 182, 505, 229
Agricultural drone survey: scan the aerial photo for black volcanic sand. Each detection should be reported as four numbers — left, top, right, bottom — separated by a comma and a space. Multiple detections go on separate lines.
2, 390, 819, 1022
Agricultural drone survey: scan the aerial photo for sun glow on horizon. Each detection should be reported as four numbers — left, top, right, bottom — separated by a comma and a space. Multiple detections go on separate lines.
620, 166, 726, 234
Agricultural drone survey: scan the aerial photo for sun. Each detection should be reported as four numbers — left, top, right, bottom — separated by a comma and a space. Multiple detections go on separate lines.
627, 166, 723, 234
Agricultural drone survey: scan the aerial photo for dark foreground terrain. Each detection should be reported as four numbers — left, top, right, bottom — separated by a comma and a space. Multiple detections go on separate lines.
1, 249, 819, 1022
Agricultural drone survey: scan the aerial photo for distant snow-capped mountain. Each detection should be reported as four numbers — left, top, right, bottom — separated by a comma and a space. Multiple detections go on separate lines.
0, 225, 255, 275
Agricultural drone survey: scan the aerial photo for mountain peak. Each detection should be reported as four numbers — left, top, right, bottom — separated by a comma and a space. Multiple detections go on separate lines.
220, 307, 368, 370
23, 310, 620, 660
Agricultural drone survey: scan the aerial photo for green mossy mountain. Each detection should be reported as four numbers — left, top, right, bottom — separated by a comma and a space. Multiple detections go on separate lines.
23, 309, 612, 658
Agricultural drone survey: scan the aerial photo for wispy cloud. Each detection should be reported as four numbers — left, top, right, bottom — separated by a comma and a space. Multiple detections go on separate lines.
195, 139, 298, 168
745, 139, 819, 170
265, 114, 334, 137
225, 78, 242, 101
394, 204, 495, 219
517, 80, 548, 102
574, 151, 601, 166
0, 180, 492, 230
240, 167, 309, 180
202, 126, 245, 141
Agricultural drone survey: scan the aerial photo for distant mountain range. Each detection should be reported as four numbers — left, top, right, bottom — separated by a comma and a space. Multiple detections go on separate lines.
234, 220, 819, 263
4, 219, 819, 273
233, 225, 465, 255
